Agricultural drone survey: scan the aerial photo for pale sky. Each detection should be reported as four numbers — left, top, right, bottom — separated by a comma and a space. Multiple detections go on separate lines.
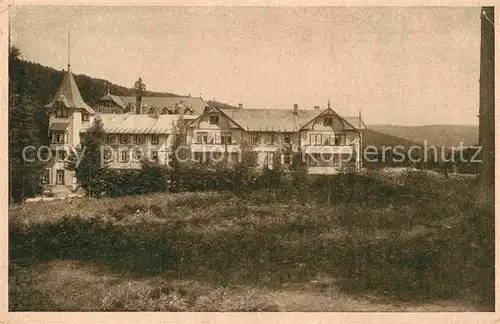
11, 6, 481, 126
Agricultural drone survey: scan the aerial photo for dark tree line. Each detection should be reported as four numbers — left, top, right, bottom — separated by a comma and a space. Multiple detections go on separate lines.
9, 46, 50, 202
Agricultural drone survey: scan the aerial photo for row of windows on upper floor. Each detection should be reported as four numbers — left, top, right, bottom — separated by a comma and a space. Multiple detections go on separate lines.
193, 132, 347, 146
44, 148, 160, 163
51, 130, 348, 146
41, 149, 350, 171
104, 134, 160, 145
50, 132, 161, 145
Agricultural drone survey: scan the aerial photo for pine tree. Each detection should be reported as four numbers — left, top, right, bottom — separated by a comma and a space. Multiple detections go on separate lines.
8, 46, 49, 203
66, 116, 108, 198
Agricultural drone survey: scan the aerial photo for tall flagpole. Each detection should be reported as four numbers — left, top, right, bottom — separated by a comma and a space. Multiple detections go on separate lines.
68, 30, 71, 69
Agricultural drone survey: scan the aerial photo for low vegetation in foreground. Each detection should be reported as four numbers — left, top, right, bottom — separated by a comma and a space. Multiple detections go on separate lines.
9, 170, 494, 311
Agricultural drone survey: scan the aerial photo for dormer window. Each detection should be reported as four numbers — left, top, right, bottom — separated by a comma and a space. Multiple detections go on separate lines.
51, 131, 67, 144
119, 135, 130, 144
209, 115, 219, 125
82, 113, 89, 122
105, 134, 116, 144
55, 106, 69, 118
324, 117, 333, 126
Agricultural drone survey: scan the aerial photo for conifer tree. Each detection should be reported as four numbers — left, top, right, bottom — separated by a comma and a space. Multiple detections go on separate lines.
66, 116, 108, 198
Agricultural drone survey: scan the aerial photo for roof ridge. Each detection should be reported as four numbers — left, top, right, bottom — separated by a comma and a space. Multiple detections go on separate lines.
45, 68, 95, 113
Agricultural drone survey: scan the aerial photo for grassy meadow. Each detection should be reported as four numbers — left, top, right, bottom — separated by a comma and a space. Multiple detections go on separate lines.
9, 170, 494, 311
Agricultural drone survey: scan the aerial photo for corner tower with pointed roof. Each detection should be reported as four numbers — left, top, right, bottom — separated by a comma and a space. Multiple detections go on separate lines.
44, 50, 95, 192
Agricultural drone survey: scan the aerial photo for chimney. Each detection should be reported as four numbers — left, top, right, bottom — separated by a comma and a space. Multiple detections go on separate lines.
314, 105, 320, 110
293, 104, 298, 114
238, 103, 243, 109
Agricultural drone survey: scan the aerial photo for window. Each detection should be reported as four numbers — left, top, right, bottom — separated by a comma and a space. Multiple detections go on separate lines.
151, 150, 158, 162
41, 169, 50, 184
284, 134, 292, 144
103, 149, 113, 161
133, 135, 145, 145
56, 170, 65, 185
82, 113, 89, 122
324, 117, 333, 126
221, 132, 232, 144
58, 150, 67, 162
119, 135, 129, 144
267, 133, 276, 145
55, 107, 68, 118
266, 153, 274, 166
40, 149, 50, 161
325, 134, 335, 145
51, 132, 66, 144
151, 134, 159, 145
334, 134, 345, 146
196, 132, 208, 144
251, 133, 261, 145
133, 149, 142, 161
209, 115, 219, 125
120, 150, 129, 162
105, 134, 116, 144
310, 133, 322, 145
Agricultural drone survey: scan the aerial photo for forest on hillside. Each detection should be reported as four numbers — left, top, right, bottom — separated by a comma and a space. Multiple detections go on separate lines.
10, 56, 181, 108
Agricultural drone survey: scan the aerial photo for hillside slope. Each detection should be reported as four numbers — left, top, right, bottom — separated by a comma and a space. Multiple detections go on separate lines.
368, 125, 478, 148
9, 58, 181, 107
362, 129, 421, 149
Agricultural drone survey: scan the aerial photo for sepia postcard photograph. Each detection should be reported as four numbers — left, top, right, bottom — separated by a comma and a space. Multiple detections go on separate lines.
5, 3, 496, 317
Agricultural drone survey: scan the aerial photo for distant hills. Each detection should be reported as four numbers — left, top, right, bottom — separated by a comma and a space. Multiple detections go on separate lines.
362, 129, 421, 149
368, 124, 479, 148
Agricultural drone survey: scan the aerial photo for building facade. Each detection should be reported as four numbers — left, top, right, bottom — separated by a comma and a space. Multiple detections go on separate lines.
43, 63, 366, 195
187, 104, 365, 174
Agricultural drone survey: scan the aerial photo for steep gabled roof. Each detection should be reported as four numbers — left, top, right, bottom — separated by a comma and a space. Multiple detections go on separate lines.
214, 107, 364, 132
120, 96, 208, 115
217, 108, 316, 132
99, 94, 126, 109
298, 108, 360, 131
44, 66, 95, 113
